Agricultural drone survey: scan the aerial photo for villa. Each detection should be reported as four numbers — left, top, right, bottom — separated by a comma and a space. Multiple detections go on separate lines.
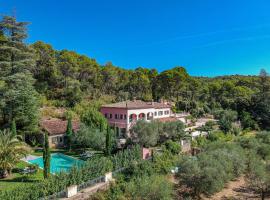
100, 100, 174, 138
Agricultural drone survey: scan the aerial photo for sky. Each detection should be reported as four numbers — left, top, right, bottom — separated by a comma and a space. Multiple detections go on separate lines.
1, 0, 270, 76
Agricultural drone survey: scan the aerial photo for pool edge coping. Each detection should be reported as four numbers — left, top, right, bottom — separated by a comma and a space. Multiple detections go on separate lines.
22, 153, 83, 175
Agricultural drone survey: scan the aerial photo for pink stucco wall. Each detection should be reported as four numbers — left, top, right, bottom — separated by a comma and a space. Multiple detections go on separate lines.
100, 107, 128, 128
142, 148, 151, 160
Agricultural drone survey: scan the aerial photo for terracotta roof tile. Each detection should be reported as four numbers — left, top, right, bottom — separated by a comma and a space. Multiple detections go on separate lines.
102, 100, 171, 109
157, 117, 178, 122
40, 118, 80, 136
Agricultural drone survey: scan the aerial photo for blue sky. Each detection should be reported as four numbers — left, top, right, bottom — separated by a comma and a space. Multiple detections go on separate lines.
1, 0, 270, 76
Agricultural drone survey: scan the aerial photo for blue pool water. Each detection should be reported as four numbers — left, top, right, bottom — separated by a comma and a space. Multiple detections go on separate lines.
29, 153, 84, 173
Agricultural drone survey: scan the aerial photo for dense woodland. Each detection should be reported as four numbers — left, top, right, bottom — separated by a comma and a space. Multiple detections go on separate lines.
0, 15, 270, 135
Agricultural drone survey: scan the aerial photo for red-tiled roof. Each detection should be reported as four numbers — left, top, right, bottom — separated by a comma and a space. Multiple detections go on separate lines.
40, 118, 80, 136
157, 117, 178, 122
102, 100, 171, 109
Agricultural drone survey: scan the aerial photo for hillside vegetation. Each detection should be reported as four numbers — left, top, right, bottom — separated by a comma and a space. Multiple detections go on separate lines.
0, 15, 269, 135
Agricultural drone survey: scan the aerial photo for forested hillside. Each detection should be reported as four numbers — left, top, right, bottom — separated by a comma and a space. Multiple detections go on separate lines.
1, 15, 270, 134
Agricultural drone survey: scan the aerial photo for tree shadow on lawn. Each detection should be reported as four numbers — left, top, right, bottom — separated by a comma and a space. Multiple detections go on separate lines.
1, 175, 40, 183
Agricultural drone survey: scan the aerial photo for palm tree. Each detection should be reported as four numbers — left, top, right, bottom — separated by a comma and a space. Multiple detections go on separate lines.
0, 130, 30, 178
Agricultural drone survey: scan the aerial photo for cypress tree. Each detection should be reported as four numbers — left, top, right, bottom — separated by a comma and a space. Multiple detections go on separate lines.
99, 123, 102, 132
11, 119, 16, 136
114, 124, 117, 137
43, 132, 50, 178
105, 125, 112, 156
66, 117, 73, 151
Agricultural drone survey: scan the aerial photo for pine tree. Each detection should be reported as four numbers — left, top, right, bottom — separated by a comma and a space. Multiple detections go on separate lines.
0, 15, 35, 76
43, 132, 50, 178
0, 16, 38, 133
253, 69, 270, 129
11, 119, 16, 136
66, 117, 73, 151
105, 125, 112, 156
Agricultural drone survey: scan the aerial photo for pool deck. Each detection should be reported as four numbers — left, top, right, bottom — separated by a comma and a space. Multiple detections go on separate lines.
21, 155, 41, 162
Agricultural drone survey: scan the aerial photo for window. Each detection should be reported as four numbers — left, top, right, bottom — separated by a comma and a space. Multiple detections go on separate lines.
115, 114, 118, 119
52, 136, 63, 144
52, 137, 57, 144
165, 110, 170, 115
158, 111, 163, 116
154, 112, 157, 116
110, 114, 112, 119
105, 113, 108, 118
124, 115, 127, 119
120, 114, 123, 119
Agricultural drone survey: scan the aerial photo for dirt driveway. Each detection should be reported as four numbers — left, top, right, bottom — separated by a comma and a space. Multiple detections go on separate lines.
203, 176, 266, 200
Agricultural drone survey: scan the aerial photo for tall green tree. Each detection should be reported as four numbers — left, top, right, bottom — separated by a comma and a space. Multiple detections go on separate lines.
43, 132, 50, 179
0, 16, 35, 76
11, 119, 16, 136
71, 124, 105, 151
0, 16, 39, 133
31, 41, 58, 93
80, 107, 107, 129
66, 117, 73, 151
105, 125, 112, 156
2, 73, 39, 133
217, 110, 238, 133
131, 120, 160, 147
253, 69, 270, 130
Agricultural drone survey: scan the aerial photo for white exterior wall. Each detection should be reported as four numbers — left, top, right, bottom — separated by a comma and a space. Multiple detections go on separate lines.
127, 107, 171, 130
127, 108, 155, 129
153, 108, 171, 119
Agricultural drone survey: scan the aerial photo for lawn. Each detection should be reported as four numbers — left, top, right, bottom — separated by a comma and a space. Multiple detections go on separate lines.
0, 161, 43, 191
0, 148, 103, 192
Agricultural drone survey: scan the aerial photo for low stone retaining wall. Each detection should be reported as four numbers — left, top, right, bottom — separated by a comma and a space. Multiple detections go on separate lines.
57, 172, 114, 199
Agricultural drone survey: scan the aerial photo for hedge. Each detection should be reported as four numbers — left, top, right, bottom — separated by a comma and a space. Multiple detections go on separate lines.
0, 145, 142, 200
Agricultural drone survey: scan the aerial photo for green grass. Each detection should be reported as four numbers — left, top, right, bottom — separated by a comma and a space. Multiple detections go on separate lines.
0, 161, 43, 191
0, 148, 104, 191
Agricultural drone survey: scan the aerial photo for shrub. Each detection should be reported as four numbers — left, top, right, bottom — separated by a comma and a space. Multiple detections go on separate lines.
178, 142, 247, 198
162, 121, 185, 141
125, 175, 174, 200
164, 140, 181, 155
111, 145, 142, 170
71, 123, 106, 151
153, 150, 178, 174
80, 107, 108, 130
0, 146, 142, 200
131, 120, 159, 147
217, 110, 238, 133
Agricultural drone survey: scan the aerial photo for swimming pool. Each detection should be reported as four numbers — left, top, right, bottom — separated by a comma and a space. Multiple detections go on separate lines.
28, 153, 84, 174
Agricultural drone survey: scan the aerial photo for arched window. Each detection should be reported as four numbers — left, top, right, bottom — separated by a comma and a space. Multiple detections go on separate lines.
129, 114, 137, 123
138, 113, 146, 120
147, 112, 153, 120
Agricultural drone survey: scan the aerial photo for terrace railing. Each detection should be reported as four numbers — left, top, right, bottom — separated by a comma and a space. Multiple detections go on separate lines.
42, 166, 128, 199
77, 175, 105, 191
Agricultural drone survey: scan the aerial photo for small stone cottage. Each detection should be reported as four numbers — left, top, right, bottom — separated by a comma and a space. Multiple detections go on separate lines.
40, 118, 80, 148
